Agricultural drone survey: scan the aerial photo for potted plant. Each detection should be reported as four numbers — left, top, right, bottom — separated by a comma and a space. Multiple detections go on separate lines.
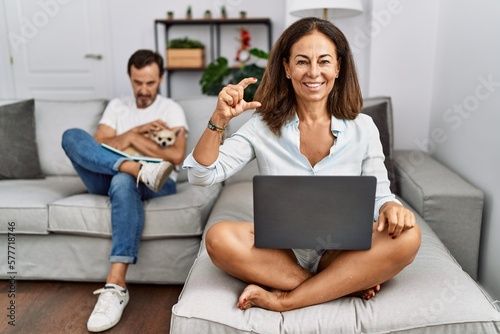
199, 48, 269, 101
167, 11, 174, 20
186, 5, 192, 19
221, 5, 227, 19
166, 37, 205, 69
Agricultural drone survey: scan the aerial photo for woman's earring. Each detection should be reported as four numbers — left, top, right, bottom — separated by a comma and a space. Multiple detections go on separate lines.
286, 75, 290, 79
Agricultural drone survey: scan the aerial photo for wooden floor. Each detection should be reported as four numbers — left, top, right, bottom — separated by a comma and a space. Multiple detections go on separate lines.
0, 280, 183, 334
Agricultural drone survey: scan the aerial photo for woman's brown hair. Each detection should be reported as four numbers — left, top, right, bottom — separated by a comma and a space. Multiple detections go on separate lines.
254, 17, 362, 136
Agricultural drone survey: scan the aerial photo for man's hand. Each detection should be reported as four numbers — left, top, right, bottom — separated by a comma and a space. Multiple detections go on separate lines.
134, 119, 169, 134
95, 120, 170, 150
375, 202, 416, 238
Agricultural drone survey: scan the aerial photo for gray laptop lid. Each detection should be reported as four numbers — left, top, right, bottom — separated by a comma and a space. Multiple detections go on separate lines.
253, 175, 377, 250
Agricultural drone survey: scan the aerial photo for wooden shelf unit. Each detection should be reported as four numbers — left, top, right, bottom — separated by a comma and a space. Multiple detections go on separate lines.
154, 17, 272, 97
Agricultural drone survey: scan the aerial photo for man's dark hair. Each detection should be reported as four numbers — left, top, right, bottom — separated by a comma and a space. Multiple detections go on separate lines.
127, 49, 165, 77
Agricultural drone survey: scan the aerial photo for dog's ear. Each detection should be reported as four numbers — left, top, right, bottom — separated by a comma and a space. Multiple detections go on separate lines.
174, 128, 182, 137
149, 131, 157, 138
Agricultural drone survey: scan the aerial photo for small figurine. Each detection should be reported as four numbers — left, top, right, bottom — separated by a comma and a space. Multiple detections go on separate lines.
235, 28, 251, 63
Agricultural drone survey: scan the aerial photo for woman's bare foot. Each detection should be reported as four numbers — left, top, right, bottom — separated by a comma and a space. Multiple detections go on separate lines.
348, 284, 381, 300
237, 284, 381, 312
237, 284, 288, 312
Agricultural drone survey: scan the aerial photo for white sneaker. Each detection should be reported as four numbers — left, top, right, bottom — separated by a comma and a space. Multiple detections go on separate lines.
87, 284, 129, 332
136, 160, 173, 192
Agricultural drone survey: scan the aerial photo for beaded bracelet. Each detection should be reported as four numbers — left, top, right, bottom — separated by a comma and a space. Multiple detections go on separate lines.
207, 118, 227, 132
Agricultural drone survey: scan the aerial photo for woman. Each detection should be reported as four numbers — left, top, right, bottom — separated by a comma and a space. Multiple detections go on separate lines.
183, 17, 421, 312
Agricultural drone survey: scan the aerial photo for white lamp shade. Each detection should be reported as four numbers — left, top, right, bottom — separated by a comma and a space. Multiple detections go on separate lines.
288, 0, 363, 19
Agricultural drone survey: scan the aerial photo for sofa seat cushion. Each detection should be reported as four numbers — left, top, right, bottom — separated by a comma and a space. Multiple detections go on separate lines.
0, 176, 87, 234
0, 234, 201, 284
48, 182, 222, 239
171, 181, 500, 333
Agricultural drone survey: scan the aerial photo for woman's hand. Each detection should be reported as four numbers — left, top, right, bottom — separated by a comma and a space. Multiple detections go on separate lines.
375, 202, 416, 238
214, 77, 262, 122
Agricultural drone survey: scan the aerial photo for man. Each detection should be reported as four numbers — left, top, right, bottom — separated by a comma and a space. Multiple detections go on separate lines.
62, 49, 188, 332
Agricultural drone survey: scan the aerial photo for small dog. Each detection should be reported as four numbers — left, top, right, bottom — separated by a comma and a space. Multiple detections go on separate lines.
150, 128, 180, 147
123, 128, 180, 157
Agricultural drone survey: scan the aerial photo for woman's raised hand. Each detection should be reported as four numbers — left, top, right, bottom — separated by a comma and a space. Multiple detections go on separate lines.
215, 78, 262, 121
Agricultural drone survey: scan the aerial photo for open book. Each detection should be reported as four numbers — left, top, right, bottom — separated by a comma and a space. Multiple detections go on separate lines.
101, 143, 163, 163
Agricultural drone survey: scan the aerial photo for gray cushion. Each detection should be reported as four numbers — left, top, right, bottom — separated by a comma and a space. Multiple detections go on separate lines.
175, 95, 219, 182
0, 176, 87, 234
35, 99, 108, 176
48, 182, 222, 238
0, 99, 44, 179
361, 101, 397, 193
0, 233, 200, 284
394, 150, 484, 279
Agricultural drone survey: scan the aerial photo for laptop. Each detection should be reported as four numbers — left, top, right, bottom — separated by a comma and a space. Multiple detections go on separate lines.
253, 175, 377, 250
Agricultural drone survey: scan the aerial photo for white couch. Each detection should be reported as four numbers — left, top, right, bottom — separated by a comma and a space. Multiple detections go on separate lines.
0, 97, 222, 283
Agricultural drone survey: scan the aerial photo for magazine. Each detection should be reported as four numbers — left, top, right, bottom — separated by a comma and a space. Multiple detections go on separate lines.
101, 143, 163, 163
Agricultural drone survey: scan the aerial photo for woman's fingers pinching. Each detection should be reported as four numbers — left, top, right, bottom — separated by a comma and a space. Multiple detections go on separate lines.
217, 77, 261, 118
237, 77, 259, 90
227, 77, 259, 106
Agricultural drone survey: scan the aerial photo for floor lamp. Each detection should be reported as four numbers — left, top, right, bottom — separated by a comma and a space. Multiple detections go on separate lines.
288, 0, 364, 20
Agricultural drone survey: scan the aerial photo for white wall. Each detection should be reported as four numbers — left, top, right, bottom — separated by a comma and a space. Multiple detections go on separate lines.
429, 0, 500, 301
367, 0, 440, 150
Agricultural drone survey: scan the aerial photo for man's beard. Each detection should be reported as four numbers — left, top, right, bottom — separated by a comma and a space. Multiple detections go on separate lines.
136, 94, 155, 108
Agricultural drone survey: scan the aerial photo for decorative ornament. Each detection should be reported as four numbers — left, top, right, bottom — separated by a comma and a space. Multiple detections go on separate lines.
235, 28, 251, 63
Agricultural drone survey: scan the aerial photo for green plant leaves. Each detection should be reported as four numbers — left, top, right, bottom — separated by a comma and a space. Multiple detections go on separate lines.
249, 48, 269, 60
167, 37, 205, 49
199, 48, 268, 100
199, 57, 231, 94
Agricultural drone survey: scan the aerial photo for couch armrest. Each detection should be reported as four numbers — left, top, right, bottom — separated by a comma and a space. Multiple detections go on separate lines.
393, 150, 484, 280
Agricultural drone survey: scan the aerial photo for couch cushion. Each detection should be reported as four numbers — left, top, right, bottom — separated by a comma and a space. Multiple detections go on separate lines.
0, 233, 201, 284
0, 176, 87, 234
394, 150, 484, 279
0, 99, 44, 179
175, 95, 219, 183
48, 182, 222, 238
171, 182, 500, 333
35, 99, 108, 176
361, 101, 397, 194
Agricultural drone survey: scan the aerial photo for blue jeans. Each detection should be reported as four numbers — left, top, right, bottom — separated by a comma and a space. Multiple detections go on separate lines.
61, 128, 176, 264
